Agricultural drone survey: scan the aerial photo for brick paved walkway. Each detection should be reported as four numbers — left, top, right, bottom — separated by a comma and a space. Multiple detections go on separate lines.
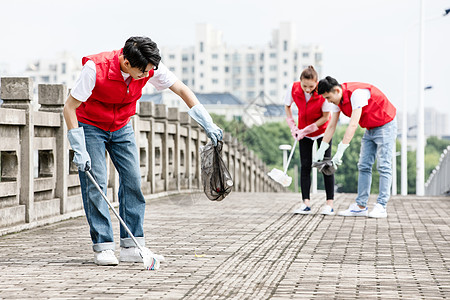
0, 192, 449, 299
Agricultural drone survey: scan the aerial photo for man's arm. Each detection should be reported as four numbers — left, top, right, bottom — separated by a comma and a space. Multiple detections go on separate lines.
63, 95, 82, 130
322, 111, 340, 143
169, 79, 222, 145
341, 108, 362, 144
63, 94, 91, 171
329, 108, 362, 167
169, 80, 199, 108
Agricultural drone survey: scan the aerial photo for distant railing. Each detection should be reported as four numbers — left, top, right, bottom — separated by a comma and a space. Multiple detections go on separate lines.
425, 145, 450, 196
0, 77, 283, 234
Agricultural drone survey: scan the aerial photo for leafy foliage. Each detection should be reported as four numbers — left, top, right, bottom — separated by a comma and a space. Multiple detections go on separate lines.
211, 113, 449, 194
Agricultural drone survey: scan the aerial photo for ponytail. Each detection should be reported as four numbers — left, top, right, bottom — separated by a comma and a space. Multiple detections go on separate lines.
300, 65, 318, 81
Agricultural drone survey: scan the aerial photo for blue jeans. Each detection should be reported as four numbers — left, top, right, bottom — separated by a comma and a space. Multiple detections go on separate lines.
78, 122, 146, 252
355, 118, 397, 208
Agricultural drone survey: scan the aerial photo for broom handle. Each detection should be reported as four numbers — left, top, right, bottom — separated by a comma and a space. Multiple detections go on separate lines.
283, 139, 298, 174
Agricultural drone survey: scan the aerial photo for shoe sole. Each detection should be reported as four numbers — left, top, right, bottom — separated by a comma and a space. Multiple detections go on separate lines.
368, 214, 387, 218
321, 212, 335, 216
94, 260, 119, 266
338, 213, 368, 217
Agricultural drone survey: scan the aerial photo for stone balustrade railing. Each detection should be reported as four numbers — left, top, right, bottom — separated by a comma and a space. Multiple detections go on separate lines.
0, 77, 283, 235
425, 145, 450, 196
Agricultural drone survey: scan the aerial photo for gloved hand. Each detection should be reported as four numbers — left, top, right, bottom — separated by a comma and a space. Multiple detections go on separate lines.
67, 127, 91, 171
331, 142, 350, 168
296, 123, 319, 140
188, 104, 223, 146
314, 141, 329, 162
286, 117, 300, 140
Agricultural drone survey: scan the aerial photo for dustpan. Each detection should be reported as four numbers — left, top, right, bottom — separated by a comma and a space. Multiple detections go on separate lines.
268, 139, 297, 187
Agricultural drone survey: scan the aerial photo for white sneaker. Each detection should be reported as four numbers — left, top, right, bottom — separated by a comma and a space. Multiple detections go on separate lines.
338, 203, 368, 217
293, 203, 312, 214
320, 205, 335, 216
120, 247, 165, 263
368, 203, 387, 218
94, 249, 119, 266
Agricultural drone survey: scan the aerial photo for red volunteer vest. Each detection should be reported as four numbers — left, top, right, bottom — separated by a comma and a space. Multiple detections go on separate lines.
76, 49, 154, 132
339, 82, 396, 129
291, 82, 329, 137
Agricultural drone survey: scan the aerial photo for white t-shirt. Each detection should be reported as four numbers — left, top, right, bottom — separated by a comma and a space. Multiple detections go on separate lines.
70, 60, 178, 102
334, 88, 370, 111
284, 83, 340, 113
284, 83, 339, 140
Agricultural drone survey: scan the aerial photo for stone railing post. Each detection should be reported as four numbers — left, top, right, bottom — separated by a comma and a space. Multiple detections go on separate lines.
248, 150, 255, 192
154, 104, 168, 191
231, 137, 239, 192
180, 112, 192, 189
139, 102, 155, 194
168, 107, 180, 192
38, 83, 68, 214
1, 77, 35, 223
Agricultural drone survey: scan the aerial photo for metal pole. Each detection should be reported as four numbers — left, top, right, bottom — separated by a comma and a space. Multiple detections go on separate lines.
401, 35, 408, 195
392, 143, 397, 196
416, 0, 425, 196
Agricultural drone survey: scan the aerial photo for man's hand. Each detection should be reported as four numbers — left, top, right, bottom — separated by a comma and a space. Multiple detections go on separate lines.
314, 141, 329, 162
67, 127, 91, 171
331, 142, 350, 168
188, 104, 223, 145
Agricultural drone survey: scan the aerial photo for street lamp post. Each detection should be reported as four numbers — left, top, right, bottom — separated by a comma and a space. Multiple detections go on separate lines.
416, 0, 426, 196
401, 7, 450, 195
414, 2, 449, 196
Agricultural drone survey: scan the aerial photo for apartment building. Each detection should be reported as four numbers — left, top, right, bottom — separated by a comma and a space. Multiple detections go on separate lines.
24, 51, 81, 90
158, 22, 323, 104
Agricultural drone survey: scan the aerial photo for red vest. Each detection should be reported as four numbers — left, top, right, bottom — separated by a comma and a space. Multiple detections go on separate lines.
291, 82, 329, 137
76, 49, 154, 132
339, 82, 396, 129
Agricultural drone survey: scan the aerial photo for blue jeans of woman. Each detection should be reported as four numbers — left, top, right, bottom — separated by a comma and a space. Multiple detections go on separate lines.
78, 122, 146, 252
355, 118, 397, 208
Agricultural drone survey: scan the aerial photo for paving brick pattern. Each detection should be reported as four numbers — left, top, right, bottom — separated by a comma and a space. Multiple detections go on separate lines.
0, 192, 449, 299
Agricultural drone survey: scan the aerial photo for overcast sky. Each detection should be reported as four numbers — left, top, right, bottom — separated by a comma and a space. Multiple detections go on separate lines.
1, 0, 449, 117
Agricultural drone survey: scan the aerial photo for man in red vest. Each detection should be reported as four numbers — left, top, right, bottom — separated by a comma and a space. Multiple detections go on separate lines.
316, 76, 397, 218
63, 36, 222, 266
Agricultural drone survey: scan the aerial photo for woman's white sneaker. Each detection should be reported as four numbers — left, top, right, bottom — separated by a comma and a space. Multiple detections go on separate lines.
368, 203, 387, 218
338, 203, 368, 217
94, 249, 119, 266
320, 205, 335, 215
293, 203, 312, 214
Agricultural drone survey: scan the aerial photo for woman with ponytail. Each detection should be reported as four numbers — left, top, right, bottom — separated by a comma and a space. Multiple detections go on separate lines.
285, 66, 339, 215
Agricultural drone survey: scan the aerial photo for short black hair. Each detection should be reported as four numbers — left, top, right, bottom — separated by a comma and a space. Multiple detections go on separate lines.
123, 36, 161, 71
317, 76, 341, 95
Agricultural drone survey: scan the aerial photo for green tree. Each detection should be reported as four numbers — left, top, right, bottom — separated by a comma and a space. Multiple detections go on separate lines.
211, 114, 449, 195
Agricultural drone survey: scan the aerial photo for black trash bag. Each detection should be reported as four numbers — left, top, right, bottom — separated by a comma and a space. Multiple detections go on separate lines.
200, 140, 233, 201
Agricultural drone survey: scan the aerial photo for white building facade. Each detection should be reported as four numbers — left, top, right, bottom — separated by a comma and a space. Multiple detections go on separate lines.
24, 51, 81, 90
158, 22, 323, 104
